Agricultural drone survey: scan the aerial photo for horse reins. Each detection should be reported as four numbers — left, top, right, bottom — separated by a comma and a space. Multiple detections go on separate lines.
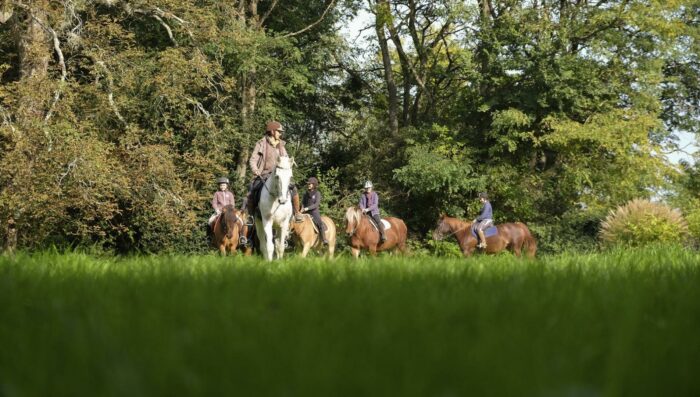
436, 222, 472, 240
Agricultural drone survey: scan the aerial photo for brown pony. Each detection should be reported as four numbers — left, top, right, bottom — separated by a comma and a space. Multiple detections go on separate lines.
212, 205, 246, 255
290, 214, 337, 258
344, 206, 408, 258
433, 214, 537, 258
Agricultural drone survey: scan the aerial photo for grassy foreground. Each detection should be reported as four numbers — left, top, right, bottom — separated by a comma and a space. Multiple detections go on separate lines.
1, 248, 700, 396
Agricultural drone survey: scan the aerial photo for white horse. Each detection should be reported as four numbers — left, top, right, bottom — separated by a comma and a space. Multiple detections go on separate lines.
255, 156, 294, 260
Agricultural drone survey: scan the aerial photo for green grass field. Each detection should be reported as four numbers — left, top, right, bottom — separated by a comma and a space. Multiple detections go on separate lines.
2, 248, 700, 396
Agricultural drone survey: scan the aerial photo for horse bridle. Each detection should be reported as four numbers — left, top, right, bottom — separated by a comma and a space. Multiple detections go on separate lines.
434, 220, 471, 240
263, 164, 291, 205
222, 212, 244, 232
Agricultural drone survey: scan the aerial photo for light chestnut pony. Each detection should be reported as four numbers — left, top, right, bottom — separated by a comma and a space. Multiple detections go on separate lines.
433, 214, 537, 258
290, 214, 337, 258
211, 205, 246, 255
344, 206, 408, 258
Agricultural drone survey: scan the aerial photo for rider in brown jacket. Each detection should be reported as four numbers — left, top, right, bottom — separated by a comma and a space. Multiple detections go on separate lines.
240, 121, 299, 245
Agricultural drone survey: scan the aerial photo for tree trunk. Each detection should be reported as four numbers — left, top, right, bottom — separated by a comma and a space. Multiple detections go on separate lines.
16, 2, 51, 119
235, 0, 260, 181
374, 0, 399, 137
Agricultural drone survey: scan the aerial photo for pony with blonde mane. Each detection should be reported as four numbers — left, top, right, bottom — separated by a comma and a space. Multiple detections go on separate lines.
344, 206, 407, 258
290, 215, 337, 258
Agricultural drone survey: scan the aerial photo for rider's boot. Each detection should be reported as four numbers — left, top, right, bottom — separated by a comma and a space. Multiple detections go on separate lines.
244, 197, 256, 225
478, 230, 487, 249
374, 215, 387, 243
320, 222, 328, 245
378, 225, 386, 243
239, 225, 248, 246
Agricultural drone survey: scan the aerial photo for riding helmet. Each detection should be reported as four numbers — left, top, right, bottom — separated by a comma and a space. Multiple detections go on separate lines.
307, 177, 319, 186
364, 180, 373, 189
478, 192, 489, 200
265, 120, 284, 133
217, 177, 230, 185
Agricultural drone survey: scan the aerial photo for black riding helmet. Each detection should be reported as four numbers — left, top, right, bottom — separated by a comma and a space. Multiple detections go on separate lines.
478, 192, 489, 200
307, 177, 319, 186
217, 177, 230, 185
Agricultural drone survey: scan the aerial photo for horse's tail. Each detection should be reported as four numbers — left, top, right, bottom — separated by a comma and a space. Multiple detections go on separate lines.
396, 219, 409, 254
520, 223, 537, 258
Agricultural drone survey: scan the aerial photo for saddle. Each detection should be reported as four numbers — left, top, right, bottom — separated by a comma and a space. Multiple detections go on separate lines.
295, 214, 320, 234
470, 224, 498, 238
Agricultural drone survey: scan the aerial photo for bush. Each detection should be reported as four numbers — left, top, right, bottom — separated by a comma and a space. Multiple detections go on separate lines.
599, 199, 688, 247
683, 205, 700, 248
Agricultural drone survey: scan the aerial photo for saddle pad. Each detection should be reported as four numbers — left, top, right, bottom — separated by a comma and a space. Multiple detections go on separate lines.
368, 217, 392, 231
471, 225, 498, 238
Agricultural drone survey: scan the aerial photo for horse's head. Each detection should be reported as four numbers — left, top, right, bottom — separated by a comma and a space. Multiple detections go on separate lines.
221, 205, 240, 239
344, 206, 362, 237
272, 156, 293, 204
432, 213, 450, 241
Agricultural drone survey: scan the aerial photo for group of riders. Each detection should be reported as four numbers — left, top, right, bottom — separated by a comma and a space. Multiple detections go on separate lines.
208, 121, 495, 249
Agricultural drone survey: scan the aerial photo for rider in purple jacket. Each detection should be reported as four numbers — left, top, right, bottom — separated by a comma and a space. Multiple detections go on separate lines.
359, 180, 386, 242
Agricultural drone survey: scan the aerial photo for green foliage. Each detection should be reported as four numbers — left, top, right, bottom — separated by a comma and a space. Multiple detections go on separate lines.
600, 199, 689, 247
0, 0, 346, 253
1, 0, 698, 252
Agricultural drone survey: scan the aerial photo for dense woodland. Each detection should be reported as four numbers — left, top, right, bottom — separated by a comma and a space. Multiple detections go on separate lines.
1, 0, 699, 253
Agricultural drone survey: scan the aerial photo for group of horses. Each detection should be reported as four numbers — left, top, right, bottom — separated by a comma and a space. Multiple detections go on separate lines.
212, 156, 537, 260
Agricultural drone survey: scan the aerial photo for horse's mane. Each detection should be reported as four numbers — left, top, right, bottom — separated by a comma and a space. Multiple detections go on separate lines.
441, 215, 471, 228
277, 156, 292, 170
345, 206, 362, 225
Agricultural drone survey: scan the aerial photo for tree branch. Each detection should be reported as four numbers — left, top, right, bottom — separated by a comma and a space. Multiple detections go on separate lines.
184, 97, 211, 118
129, 5, 194, 46
94, 60, 126, 125
279, 0, 336, 38
257, 0, 279, 28
12, 1, 66, 123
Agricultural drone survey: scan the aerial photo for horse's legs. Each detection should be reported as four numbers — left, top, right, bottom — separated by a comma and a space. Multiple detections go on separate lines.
513, 241, 522, 257
327, 243, 335, 259
351, 247, 360, 259
368, 245, 377, 256
301, 242, 311, 258
275, 222, 290, 259
260, 218, 274, 261
463, 241, 476, 257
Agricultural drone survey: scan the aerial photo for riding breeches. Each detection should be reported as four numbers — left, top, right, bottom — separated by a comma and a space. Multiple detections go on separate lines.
475, 219, 493, 232
371, 214, 385, 234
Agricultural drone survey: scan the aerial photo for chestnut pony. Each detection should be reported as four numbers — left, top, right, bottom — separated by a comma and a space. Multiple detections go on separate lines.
432, 214, 537, 257
344, 206, 407, 258
212, 205, 246, 255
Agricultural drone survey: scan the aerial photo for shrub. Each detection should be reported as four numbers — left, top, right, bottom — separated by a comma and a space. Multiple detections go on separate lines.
599, 199, 688, 247
683, 205, 700, 247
